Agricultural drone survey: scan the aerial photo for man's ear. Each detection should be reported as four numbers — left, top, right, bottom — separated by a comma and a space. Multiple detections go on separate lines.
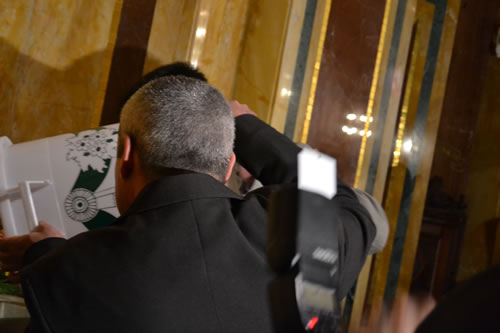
120, 134, 134, 179
224, 152, 236, 184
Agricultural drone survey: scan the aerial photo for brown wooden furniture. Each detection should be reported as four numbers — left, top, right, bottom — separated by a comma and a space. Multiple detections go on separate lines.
411, 206, 466, 299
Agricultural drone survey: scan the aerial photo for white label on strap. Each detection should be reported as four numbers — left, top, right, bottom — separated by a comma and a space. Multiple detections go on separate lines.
298, 148, 337, 199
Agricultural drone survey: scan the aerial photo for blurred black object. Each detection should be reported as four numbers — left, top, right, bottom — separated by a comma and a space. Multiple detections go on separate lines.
268, 186, 341, 333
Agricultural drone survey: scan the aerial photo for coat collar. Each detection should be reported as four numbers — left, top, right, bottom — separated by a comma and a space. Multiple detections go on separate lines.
122, 172, 243, 217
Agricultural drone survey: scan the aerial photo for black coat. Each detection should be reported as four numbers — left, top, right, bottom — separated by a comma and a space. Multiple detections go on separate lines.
20, 115, 375, 332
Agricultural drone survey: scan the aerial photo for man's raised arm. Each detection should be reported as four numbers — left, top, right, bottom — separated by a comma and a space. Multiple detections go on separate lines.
231, 101, 300, 186
230, 100, 378, 300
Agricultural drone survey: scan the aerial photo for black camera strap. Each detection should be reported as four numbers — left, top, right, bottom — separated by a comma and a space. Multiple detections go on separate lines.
296, 190, 341, 333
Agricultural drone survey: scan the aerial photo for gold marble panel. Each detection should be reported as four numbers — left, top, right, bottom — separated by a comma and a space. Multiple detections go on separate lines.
0, 0, 121, 142
232, 0, 291, 121
143, 0, 199, 74
194, 0, 249, 99
396, 0, 461, 297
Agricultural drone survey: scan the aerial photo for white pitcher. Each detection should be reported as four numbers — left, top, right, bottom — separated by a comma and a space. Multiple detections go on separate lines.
0, 125, 120, 237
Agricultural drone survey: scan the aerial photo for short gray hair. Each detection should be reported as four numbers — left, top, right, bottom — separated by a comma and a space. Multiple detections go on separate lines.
119, 76, 234, 180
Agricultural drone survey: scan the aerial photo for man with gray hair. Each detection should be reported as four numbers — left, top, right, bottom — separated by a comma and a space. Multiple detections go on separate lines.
0, 72, 376, 332
115, 75, 237, 209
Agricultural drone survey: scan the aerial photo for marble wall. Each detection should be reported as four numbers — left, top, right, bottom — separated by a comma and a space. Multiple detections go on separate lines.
0, 0, 296, 140
143, 0, 198, 74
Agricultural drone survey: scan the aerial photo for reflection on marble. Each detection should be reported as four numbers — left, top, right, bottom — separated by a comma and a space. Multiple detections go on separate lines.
189, 0, 210, 70
307, 0, 387, 187
0, 0, 119, 143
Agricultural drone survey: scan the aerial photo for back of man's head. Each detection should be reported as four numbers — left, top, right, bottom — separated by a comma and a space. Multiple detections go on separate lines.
119, 75, 234, 181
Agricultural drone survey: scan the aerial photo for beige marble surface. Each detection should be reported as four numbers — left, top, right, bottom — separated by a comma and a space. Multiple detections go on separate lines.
194, 0, 249, 98
269, 0, 306, 132
0, 0, 120, 143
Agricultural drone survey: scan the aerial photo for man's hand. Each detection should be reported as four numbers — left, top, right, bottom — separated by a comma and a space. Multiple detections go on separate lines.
229, 100, 257, 118
357, 295, 435, 333
0, 222, 64, 272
